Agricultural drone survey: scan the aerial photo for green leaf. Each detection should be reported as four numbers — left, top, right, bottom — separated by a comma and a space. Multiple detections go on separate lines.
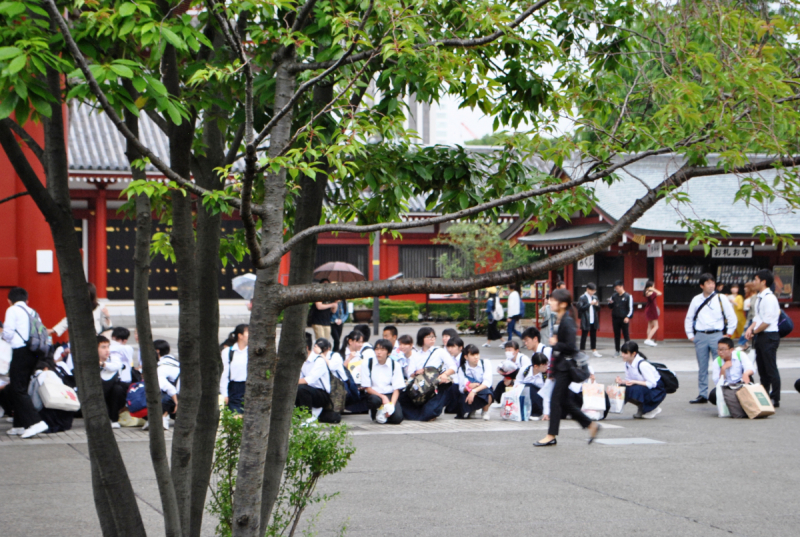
0, 47, 22, 61
29, 95, 51, 118
6, 54, 26, 75
165, 101, 182, 125
132, 76, 146, 93
161, 27, 185, 50
109, 64, 134, 79
0, 93, 18, 119
118, 2, 136, 17
0, 2, 25, 17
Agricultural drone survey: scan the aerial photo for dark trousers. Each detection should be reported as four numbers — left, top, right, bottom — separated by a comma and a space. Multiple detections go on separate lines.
365, 393, 404, 424
331, 322, 344, 354
612, 317, 630, 352
9, 347, 41, 429
102, 379, 130, 423
493, 378, 515, 406
548, 369, 592, 436
227, 381, 246, 413
754, 332, 781, 402
507, 316, 522, 340
526, 385, 544, 417
455, 388, 492, 419
161, 393, 177, 417
580, 328, 597, 351
708, 385, 748, 418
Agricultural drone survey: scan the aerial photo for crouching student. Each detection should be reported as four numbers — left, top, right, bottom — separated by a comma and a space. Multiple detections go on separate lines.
33, 358, 74, 434
398, 327, 457, 421
219, 324, 249, 413
392, 334, 415, 378
708, 337, 755, 418
514, 352, 549, 418
360, 339, 405, 424
493, 340, 530, 404
444, 336, 465, 414
615, 342, 665, 419
98, 335, 125, 429
144, 340, 180, 431
455, 345, 493, 420
297, 345, 341, 424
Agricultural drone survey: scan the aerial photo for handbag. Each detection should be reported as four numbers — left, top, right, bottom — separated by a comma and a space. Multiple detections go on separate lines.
581, 382, 606, 421
606, 384, 626, 413
567, 352, 591, 383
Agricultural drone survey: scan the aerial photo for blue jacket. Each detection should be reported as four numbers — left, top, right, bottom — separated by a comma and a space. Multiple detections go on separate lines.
331, 300, 349, 324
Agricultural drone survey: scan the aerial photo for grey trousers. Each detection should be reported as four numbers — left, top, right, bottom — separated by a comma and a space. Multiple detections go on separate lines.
693, 331, 722, 397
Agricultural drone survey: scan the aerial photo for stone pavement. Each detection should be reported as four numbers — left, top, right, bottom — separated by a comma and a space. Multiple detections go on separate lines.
2, 328, 800, 536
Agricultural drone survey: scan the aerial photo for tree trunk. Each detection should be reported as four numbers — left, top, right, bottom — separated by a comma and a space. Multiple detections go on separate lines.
187, 116, 226, 537
232, 58, 297, 537
125, 99, 183, 537
259, 82, 333, 530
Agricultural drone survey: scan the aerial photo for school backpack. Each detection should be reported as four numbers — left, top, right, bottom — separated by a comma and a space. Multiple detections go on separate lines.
405, 366, 441, 406
637, 359, 679, 394
321, 359, 347, 413
778, 311, 794, 338
15, 305, 50, 356
126, 382, 148, 418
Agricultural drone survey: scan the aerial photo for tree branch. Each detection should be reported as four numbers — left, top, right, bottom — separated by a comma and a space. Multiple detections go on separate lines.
1, 118, 45, 165
286, 0, 554, 73
277, 155, 800, 306
291, 0, 320, 32
0, 191, 30, 205
41, 0, 252, 214
253, 0, 375, 147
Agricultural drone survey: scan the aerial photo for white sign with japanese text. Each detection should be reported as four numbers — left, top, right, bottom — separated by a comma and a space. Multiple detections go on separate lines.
647, 242, 663, 258
577, 256, 595, 270
711, 246, 753, 259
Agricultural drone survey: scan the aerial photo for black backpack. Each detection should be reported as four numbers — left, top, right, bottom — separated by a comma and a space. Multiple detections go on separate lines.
637, 359, 679, 394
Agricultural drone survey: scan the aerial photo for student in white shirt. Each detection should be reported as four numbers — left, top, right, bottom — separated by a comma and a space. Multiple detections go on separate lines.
382, 326, 400, 352
521, 327, 554, 420
398, 327, 457, 421
2, 287, 49, 438
219, 324, 249, 413
683, 273, 737, 404
360, 339, 405, 424
296, 340, 340, 424
443, 336, 466, 414
744, 269, 782, 407
154, 339, 180, 431
708, 337, 755, 418
515, 352, 549, 418
506, 283, 523, 340
493, 340, 530, 404
455, 344, 493, 420
441, 328, 458, 348
615, 342, 666, 419
392, 334, 415, 378
99, 332, 131, 429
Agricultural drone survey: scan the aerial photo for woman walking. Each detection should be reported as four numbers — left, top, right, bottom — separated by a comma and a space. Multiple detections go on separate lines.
220, 324, 248, 413
483, 287, 503, 347
643, 280, 662, 347
534, 289, 600, 447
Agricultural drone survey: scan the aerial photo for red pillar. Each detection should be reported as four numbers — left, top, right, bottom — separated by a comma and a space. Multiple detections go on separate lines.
278, 252, 291, 285
655, 255, 665, 341
94, 185, 108, 298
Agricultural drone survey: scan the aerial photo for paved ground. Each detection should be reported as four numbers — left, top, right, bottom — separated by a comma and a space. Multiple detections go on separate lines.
2, 331, 800, 536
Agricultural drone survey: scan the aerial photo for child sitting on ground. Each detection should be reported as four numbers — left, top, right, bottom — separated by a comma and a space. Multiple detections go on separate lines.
455, 344, 493, 420
615, 341, 666, 419
708, 337, 755, 418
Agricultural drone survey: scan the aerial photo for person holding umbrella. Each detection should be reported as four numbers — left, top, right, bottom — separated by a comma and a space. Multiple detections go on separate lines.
309, 279, 338, 340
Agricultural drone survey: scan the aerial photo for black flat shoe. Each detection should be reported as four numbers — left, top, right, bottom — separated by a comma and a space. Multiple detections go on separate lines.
533, 439, 557, 447
588, 423, 601, 445
772, 400, 780, 408
689, 396, 708, 404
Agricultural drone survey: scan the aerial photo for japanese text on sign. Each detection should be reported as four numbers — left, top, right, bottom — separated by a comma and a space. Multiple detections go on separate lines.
577, 255, 595, 270
711, 247, 753, 259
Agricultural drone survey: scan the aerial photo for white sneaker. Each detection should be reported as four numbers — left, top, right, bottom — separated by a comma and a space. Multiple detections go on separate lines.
592, 351, 603, 358
644, 339, 657, 347
301, 417, 318, 428
483, 410, 491, 421
162, 416, 170, 430
21, 421, 49, 439
6, 417, 13, 423
142, 420, 150, 430
111, 422, 121, 429
482, 343, 490, 347
6, 427, 25, 436
642, 407, 662, 419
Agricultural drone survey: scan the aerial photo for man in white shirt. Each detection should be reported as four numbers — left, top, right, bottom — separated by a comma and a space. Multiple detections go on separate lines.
683, 273, 736, 404
708, 337, 755, 418
361, 339, 405, 424
151, 340, 180, 431
2, 287, 49, 438
745, 269, 782, 407
505, 283, 523, 341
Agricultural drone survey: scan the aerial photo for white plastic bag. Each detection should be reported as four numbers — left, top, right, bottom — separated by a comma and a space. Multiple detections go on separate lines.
606, 384, 626, 414
500, 385, 531, 421
39, 380, 81, 412
582, 382, 606, 421
0, 339, 11, 376
716, 378, 730, 418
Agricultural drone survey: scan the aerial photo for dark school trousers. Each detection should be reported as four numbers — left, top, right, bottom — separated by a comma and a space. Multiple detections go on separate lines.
754, 332, 781, 403
226, 381, 246, 414
331, 322, 344, 354
548, 368, 592, 436
365, 393, 404, 424
102, 379, 129, 423
612, 317, 630, 352
580, 328, 597, 351
9, 346, 41, 429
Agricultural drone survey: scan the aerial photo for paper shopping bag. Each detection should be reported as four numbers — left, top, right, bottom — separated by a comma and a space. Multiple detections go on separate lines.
582, 382, 606, 420
606, 384, 626, 414
736, 384, 775, 419
716, 379, 730, 418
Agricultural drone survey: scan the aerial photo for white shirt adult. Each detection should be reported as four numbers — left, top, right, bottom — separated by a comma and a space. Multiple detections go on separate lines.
457, 358, 493, 393
219, 343, 248, 397
684, 291, 737, 339
360, 356, 405, 394
624, 356, 660, 389
109, 340, 135, 383
752, 289, 780, 333
2, 301, 35, 349
507, 290, 521, 318
711, 350, 755, 386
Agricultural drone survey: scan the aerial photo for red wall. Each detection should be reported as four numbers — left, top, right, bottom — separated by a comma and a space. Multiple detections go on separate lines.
0, 120, 66, 327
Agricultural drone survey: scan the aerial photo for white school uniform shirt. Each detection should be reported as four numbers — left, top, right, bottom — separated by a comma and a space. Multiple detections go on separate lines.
684, 292, 737, 339
752, 289, 780, 333
220, 344, 248, 397
101, 351, 122, 381
326, 352, 348, 380
624, 356, 660, 389
457, 358, 493, 394
517, 343, 551, 384
360, 356, 405, 394
2, 302, 34, 349
711, 350, 755, 386
507, 291, 521, 317
302, 355, 331, 393
109, 340, 135, 383
157, 355, 181, 397
407, 346, 456, 376
54, 345, 74, 376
